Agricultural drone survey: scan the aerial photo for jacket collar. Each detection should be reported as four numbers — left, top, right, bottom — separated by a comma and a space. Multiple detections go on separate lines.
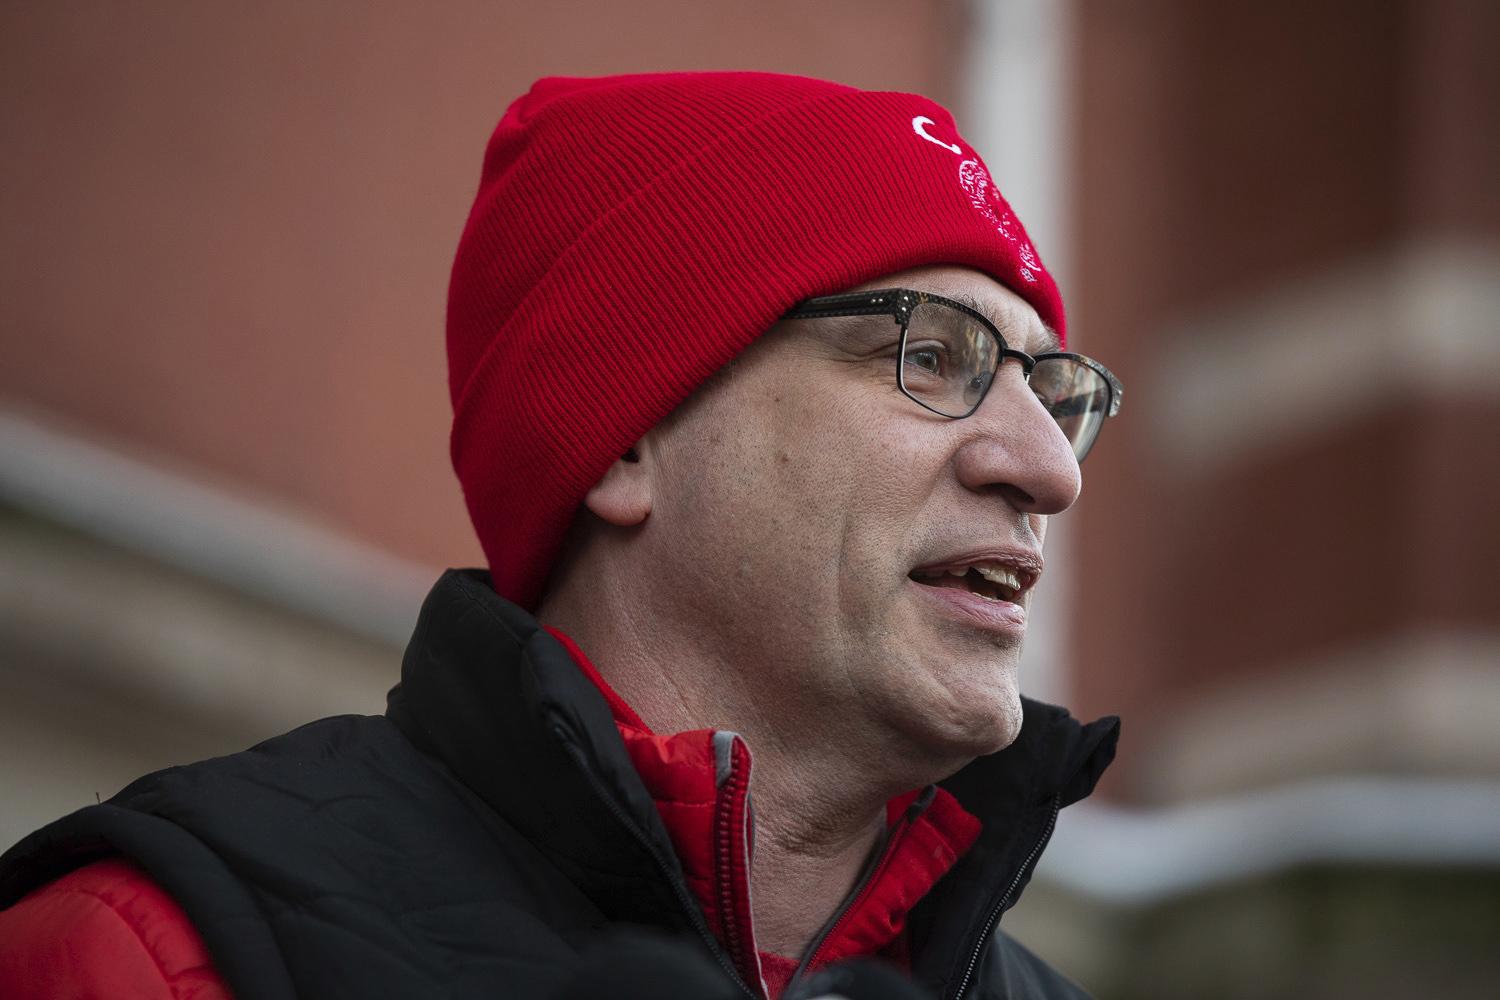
386, 570, 1119, 983
386, 569, 696, 931
913, 693, 1120, 996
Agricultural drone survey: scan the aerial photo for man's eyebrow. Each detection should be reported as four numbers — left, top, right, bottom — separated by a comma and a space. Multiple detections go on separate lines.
942, 291, 1061, 354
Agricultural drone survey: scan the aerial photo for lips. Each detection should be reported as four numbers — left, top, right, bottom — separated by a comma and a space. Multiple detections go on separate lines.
906, 551, 1041, 637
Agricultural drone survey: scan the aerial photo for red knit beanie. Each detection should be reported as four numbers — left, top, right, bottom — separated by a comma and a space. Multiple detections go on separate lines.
448, 71, 1064, 609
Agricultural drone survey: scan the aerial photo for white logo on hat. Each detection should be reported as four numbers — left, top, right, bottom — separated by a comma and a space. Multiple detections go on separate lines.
911, 115, 1041, 284
912, 115, 962, 154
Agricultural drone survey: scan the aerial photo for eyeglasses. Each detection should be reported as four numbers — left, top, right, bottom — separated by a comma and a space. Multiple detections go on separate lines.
782, 288, 1123, 462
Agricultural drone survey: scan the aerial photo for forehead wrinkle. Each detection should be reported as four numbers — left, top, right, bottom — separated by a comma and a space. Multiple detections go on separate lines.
941, 289, 1059, 354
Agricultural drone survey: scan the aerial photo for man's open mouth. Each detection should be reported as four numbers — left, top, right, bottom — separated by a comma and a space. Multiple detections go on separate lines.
908, 561, 1032, 603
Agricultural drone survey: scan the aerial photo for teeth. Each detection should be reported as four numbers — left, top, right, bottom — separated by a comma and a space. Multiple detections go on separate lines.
975, 565, 1022, 591
912, 562, 1028, 600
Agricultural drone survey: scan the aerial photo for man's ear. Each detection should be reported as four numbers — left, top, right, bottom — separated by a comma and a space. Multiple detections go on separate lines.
583, 447, 651, 526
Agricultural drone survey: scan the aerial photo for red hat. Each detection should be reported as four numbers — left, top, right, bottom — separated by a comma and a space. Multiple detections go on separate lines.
447, 72, 1063, 609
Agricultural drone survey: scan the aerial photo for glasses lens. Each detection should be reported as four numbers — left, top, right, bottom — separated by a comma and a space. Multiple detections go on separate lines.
1030, 357, 1111, 461
899, 302, 999, 417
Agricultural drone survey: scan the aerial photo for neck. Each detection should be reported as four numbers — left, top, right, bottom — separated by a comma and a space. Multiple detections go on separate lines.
741, 744, 889, 956
538, 579, 940, 958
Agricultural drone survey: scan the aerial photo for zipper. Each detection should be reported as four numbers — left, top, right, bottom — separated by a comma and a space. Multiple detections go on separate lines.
947, 794, 1061, 1000
783, 790, 932, 996
554, 722, 759, 999
713, 737, 764, 994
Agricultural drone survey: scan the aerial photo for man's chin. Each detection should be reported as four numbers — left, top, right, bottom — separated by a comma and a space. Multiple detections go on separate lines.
911, 683, 1025, 764
961, 706, 1025, 758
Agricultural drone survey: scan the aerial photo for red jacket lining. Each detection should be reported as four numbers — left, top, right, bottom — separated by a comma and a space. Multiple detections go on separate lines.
546, 626, 982, 999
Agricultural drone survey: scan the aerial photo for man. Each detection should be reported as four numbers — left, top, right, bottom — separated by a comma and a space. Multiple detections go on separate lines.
0, 72, 1120, 999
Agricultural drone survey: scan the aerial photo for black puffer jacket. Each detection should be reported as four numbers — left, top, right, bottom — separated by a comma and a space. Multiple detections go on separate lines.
0, 569, 1118, 999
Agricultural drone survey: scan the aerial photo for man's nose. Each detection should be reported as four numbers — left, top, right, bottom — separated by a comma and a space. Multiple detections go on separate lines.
951, 363, 1082, 515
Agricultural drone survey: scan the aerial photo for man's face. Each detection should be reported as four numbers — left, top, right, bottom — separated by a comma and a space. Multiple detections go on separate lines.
633, 265, 1081, 767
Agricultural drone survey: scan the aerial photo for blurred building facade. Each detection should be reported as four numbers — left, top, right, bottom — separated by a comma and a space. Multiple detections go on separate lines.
1016, 3, 1500, 996
2, 2, 1496, 997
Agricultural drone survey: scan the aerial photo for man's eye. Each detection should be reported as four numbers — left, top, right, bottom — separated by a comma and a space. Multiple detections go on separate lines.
905, 348, 943, 375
